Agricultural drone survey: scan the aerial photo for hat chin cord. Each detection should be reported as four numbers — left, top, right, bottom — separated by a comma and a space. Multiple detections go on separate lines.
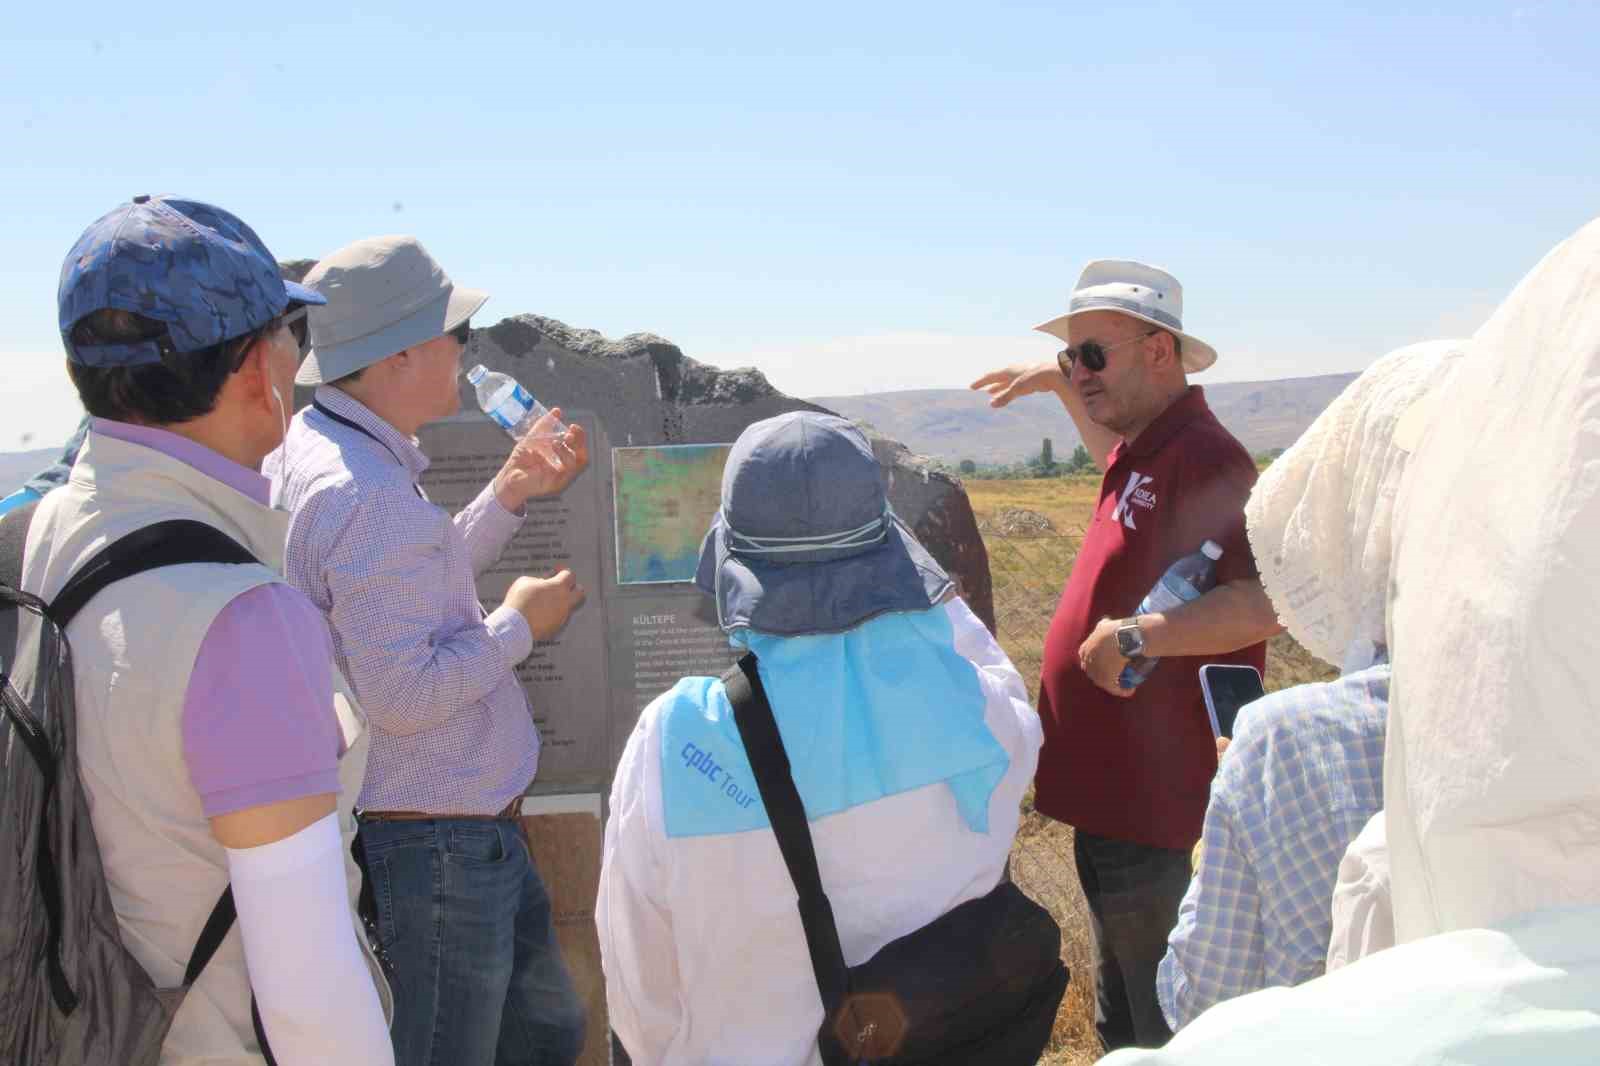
725, 509, 891, 557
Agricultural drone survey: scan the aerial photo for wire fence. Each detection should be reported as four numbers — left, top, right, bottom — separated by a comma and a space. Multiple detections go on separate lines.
982, 525, 1104, 1065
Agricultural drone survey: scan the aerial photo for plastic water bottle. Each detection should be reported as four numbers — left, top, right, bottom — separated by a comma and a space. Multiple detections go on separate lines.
1118, 540, 1223, 690
466, 365, 567, 444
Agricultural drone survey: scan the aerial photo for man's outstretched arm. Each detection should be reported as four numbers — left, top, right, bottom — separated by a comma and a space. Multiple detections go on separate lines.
970, 362, 1120, 469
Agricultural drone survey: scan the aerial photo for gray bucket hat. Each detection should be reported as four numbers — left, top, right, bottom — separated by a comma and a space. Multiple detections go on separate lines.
693, 412, 953, 636
296, 235, 488, 385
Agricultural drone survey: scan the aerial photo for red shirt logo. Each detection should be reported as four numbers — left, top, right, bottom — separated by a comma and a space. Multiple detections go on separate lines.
1111, 471, 1157, 529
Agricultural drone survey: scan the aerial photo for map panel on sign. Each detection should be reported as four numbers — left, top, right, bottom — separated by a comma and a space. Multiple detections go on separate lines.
612, 444, 732, 585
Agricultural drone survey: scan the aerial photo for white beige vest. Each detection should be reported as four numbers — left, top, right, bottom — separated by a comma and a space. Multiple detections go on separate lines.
21, 431, 384, 1065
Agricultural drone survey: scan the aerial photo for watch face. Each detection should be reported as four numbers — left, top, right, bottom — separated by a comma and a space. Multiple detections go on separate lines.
1117, 625, 1142, 657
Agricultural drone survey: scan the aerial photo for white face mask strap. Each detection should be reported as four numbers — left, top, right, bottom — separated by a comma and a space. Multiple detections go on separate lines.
272, 384, 290, 507
725, 509, 891, 556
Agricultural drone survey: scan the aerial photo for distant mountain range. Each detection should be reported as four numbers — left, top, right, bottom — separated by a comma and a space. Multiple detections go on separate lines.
811, 373, 1358, 465
0, 373, 1357, 495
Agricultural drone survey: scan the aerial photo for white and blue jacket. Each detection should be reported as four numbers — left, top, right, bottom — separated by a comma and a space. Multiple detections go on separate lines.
597, 597, 1042, 1066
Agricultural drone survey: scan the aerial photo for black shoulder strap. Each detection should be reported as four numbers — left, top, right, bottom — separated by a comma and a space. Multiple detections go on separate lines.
311, 400, 425, 500
186, 887, 278, 1064
723, 653, 853, 1021
49, 519, 256, 630
184, 886, 241, 988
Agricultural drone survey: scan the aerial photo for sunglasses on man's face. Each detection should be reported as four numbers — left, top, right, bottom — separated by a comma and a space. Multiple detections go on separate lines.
1056, 329, 1159, 375
281, 305, 312, 358
449, 320, 472, 347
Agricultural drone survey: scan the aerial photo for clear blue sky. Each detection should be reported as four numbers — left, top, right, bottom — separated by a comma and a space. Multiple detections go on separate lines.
4, 1, 1597, 449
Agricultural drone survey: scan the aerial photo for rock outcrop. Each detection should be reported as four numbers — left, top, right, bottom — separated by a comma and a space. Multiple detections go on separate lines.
467, 313, 995, 632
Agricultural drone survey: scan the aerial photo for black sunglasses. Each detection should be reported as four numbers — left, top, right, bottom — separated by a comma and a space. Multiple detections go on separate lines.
282, 305, 311, 358
449, 320, 472, 346
216, 306, 310, 372
1056, 329, 1158, 375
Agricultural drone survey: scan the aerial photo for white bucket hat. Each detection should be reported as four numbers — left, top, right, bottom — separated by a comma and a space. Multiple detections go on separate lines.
1243, 339, 1466, 672
1387, 214, 1600, 944
1034, 259, 1217, 373
295, 235, 488, 385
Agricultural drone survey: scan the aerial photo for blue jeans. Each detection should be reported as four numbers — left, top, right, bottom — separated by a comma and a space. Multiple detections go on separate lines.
1073, 829, 1192, 1052
359, 817, 586, 1066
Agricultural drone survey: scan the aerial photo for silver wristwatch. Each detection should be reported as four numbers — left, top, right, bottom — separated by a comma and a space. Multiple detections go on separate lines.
1115, 618, 1146, 658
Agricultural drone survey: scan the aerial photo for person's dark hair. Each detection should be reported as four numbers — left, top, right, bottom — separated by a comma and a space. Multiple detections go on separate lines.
66, 309, 274, 425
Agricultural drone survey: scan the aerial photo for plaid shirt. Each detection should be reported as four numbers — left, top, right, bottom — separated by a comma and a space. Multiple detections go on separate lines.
1157, 663, 1388, 1031
273, 387, 537, 815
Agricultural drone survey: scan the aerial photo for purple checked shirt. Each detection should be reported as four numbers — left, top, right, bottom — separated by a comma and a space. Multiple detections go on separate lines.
90, 419, 342, 817
271, 387, 538, 816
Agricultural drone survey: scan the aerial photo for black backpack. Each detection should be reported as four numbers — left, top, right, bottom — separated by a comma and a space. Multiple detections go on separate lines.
721, 653, 1070, 1066
0, 502, 280, 1065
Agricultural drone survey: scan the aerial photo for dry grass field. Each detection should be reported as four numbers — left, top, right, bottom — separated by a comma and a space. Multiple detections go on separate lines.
967, 477, 1336, 1065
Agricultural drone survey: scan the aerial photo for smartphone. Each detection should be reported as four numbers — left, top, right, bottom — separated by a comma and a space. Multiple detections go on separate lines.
1198, 664, 1266, 740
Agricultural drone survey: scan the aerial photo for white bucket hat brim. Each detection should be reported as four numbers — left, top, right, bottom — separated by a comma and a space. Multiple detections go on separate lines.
295, 235, 489, 386
1033, 259, 1218, 373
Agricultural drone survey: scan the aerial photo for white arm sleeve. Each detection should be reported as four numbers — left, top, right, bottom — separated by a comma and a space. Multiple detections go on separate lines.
225, 813, 394, 1066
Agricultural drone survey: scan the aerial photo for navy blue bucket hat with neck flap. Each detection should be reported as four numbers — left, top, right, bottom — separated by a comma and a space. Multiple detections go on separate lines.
694, 412, 954, 636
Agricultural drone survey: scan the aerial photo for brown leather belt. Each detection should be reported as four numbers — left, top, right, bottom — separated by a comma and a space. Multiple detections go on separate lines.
359, 795, 524, 822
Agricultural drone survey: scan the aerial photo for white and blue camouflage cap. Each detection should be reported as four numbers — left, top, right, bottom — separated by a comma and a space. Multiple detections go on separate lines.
58, 195, 324, 367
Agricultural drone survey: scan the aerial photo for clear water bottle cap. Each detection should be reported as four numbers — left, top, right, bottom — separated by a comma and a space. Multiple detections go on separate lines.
1201, 539, 1223, 560
465, 364, 487, 385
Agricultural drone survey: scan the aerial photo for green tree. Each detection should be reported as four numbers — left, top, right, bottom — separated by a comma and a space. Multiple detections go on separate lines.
958, 458, 977, 475
1041, 437, 1054, 469
1254, 446, 1286, 470
1068, 444, 1093, 473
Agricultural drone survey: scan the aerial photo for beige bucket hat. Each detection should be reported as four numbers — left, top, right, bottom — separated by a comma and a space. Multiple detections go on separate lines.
1034, 259, 1217, 373
295, 235, 489, 385
1243, 339, 1466, 671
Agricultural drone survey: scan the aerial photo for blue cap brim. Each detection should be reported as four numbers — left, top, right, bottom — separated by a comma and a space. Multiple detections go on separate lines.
285, 279, 327, 306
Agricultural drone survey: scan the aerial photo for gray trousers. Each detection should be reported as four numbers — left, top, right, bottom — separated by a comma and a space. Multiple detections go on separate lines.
1074, 828, 1193, 1052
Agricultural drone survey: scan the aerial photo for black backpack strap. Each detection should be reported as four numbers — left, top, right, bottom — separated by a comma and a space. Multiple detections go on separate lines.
185, 887, 278, 1065
184, 886, 241, 987
49, 519, 256, 630
723, 654, 854, 1029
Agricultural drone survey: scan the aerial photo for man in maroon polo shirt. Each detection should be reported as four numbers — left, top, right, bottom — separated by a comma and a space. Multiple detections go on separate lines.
973, 260, 1281, 1051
